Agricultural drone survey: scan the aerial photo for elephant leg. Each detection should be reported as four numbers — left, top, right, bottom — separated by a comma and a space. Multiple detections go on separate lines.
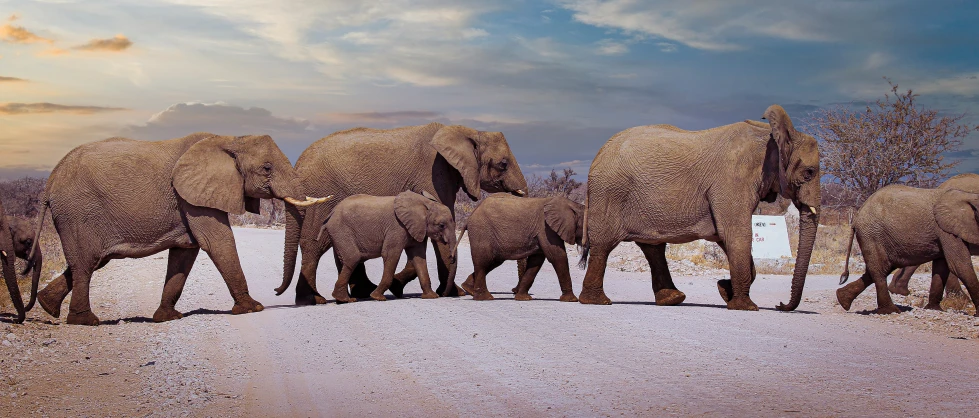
332, 263, 357, 304
512, 258, 529, 293
579, 242, 616, 305
37, 267, 72, 319
347, 262, 379, 299
887, 265, 918, 296
471, 258, 503, 301
870, 267, 901, 315
433, 239, 463, 297
836, 272, 874, 311
408, 245, 438, 299
636, 243, 685, 306
717, 235, 758, 311
925, 259, 949, 311
65, 265, 99, 326
939, 243, 979, 317
389, 261, 418, 299
513, 253, 546, 301
187, 209, 263, 316
153, 247, 200, 322
945, 272, 964, 297
369, 250, 402, 302
296, 240, 328, 306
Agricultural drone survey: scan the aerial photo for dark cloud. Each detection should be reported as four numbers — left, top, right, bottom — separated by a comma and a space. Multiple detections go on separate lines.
0, 76, 27, 82
73, 34, 132, 52
122, 102, 311, 140
0, 102, 127, 115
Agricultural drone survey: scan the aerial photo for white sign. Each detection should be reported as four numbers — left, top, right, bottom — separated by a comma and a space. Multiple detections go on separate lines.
751, 215, 793, 259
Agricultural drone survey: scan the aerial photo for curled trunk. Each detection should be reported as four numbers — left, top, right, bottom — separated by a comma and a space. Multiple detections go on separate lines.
777, 208, 819, 311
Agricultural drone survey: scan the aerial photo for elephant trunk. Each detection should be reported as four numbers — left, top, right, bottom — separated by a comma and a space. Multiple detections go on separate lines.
0, 216, 25, 323
777, 206, 819, 311
24, 250, 41, 312
276, 203, 304, 295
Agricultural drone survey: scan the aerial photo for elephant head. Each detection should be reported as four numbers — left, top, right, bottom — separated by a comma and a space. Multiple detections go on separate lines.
0, 204, 24, 323
934, 190, 979, 244
430, 126, 528, 200
7, 217, 41, 314
544, 196, 585, 246
761, 105, 821, 311
172, 134, 330, 214
395, 191, 457, 262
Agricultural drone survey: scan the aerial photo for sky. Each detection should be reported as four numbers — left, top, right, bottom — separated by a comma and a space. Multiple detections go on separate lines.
2, 0, 979, 180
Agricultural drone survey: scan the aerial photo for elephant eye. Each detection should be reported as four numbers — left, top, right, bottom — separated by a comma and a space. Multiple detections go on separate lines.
498, 159, 508, 171
262, 162, 272, 174
802, 167, 816, 182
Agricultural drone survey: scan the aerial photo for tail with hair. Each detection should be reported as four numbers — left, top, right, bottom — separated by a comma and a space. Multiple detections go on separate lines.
839, 227, 855, 285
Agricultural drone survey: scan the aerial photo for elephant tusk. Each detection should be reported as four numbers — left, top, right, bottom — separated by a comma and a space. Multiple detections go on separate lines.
809, 207, 818, 215
1, 250, 5, 258
515, 189, 526, 196
285, 195, 332, 207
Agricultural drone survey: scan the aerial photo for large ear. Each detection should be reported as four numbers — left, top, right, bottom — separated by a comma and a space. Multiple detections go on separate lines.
935, 190, 979, 244
173, 135, 246, 214
431, 127, 480, 200
761, 105, 793, 196
544, 197, 577, 244
394, 192, 428, 242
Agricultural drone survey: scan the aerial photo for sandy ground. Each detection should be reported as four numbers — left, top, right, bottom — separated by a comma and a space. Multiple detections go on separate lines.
2, 227, 978, 417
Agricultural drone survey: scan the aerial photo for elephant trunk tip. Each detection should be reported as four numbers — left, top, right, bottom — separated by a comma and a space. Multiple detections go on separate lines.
273, 286, 286, 296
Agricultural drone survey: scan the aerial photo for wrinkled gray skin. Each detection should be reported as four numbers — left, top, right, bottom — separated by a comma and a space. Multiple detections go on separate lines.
837, 185, 979, 316
35, 133, 327, 326
579, 105, 821, 311
887, 173, 979, 297
0, 216, 43, 323
457, 194, 582, 302
293, 191, 456, 303
281, 123, 527, 305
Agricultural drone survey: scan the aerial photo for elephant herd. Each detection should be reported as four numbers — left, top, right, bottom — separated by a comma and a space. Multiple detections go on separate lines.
1, 104, 977, 326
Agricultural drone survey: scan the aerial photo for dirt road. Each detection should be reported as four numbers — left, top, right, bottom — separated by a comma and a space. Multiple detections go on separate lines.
2, 227, 978, 417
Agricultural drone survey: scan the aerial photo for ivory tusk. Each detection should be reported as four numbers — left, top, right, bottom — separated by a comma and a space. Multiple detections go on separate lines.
1, 250, 6, 258
809, 207, 818, 215
515, 189, 526, 196
285, 195, 333, 207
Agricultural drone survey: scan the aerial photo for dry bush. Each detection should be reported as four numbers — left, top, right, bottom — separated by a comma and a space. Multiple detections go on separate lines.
229, 199, 286, 228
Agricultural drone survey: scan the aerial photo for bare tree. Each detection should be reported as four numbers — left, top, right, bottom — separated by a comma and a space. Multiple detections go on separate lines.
807, 78, 977, 209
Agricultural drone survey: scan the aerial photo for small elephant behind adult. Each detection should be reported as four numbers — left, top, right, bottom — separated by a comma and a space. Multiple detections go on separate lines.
887, 173, 979, 297
837, 185, 979, 315
1, 213, 43, 323
289, 191, 456, 303
457, 194, 582, 302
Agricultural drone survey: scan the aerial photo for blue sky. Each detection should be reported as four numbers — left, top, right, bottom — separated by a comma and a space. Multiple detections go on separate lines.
2, 0, 978, 180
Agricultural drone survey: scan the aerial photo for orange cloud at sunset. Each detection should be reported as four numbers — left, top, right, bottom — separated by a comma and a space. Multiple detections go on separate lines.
0, 102, 128, 115
74, 34, 132, 52
0, 14, 53, 44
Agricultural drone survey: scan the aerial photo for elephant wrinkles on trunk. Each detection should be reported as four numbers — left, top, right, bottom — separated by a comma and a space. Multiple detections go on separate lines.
578, 105, 821, 311
0, 216, 43, 323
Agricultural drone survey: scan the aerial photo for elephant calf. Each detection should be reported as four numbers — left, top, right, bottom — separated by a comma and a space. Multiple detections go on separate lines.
1, 215, 43, 323
301, 191, 456, 303
837, 185, 979, 315
457, 194, 582, 302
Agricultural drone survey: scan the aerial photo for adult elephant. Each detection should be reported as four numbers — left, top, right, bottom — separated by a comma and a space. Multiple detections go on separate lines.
33, 133, 329, 325
579, 105, 820, 311
887, 173, 979, 297
1, 200, 26, 323
0, 215, 43, 323
279, 123, 527, 305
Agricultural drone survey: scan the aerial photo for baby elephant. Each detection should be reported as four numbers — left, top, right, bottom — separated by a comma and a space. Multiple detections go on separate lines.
837, 185, 979, 315
314, 191, 456, 303
458, 194, 582, 302
2, 216, 43, 323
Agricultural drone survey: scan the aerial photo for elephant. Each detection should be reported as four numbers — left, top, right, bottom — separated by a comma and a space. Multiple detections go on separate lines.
577, 105, 820, 311
887, 173, 979, 297
296, 191, 456, 303
32, 133, 330, 325
456, 194, 582, 302
0, 215, 43, 323
280, 123, 527, 305
837, 185, 979, 316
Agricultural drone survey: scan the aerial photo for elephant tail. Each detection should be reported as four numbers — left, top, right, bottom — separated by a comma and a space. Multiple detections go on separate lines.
276, 203, 304, 296
839, 227, 855, 285
577, 192, 590, 270
26, 203, 47, 265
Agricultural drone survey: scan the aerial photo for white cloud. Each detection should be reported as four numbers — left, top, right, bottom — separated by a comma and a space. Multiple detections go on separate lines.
915, 73, 979, 97
657, 42, 677, 53
596, 39, 628, 55
123, 102, 310, 139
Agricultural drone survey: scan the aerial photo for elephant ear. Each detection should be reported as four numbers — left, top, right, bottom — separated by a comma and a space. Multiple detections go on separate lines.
935, 190, 979, 245
431, 127, 480, 200
544, 197, 578, 244
761, 105, 793, 196
173, 135, 246, 215
394, 192, 428, 242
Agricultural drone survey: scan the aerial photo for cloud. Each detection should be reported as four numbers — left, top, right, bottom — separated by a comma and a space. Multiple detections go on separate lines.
122, 102, 311, 140
0, 102, 127, 115
657, 42, 677, 53
915, 73, 979, 97
37, 47, 69, 56
596, 39, 628, 55
0, 15, 54, 44
0, 76, 27, 82
73, 34, 132, 52
321, 111, 443, 124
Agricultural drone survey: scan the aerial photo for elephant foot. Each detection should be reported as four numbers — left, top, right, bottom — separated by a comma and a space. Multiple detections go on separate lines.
875, 304, 901, 315
152, 306, 184, 323
349, 281, 378, 299
388, 279, 407, 299
314, 295, 328, 304
726, 297, 759, 311
369, 291, 387, 301
655, 289, 686, 306
438, 282, 466, 297
231, 297, 264, 315
716, 279, 734, 303
923, 303, 944, 311
295, 293, 319, 306
836, 284, 861, 311
332, 290, 356, 304
514, 292, 533, 301
420, 291, 439, 300
511, 286, 519, 294
578, 288, 612, 305
887, 282, 910, 296
559, 292, 579, 303
471, 290, 495, 301
66, 310, 100, 326
37, 289, 64, 318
